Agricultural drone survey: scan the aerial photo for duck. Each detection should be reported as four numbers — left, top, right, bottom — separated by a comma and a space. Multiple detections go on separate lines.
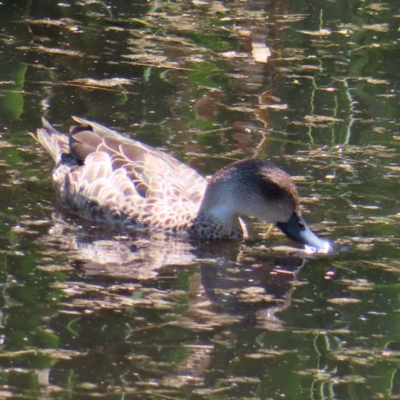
31, 117, 331, 252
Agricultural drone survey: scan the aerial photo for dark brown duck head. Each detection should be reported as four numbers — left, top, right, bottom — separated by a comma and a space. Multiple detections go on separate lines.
199, 159, 331, 252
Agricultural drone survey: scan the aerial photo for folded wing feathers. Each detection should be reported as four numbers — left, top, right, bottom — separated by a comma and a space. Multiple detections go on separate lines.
71, 116, 121, 139
81, 153, 113, 183
38, 117, 208, 228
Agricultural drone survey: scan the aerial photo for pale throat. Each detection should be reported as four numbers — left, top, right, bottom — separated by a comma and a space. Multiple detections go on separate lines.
201, 202, 242, 228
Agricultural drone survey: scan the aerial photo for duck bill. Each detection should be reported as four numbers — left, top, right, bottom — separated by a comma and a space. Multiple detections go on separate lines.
277, 212, 331, 253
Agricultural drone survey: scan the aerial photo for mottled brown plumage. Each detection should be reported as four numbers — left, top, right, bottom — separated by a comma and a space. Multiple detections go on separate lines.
32, 117, 325, 245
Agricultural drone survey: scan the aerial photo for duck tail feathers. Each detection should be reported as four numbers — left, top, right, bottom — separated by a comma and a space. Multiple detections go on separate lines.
30, 118, 69, 163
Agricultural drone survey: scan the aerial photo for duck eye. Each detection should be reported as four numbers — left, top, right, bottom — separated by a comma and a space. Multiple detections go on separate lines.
298, 222, 305, 230
262, 182, 278, 197
269, 186, 278, 196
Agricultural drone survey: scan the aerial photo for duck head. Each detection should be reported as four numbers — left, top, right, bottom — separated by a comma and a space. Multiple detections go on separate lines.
200, 159, 331, 252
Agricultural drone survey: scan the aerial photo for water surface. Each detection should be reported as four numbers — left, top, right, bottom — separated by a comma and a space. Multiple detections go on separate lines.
0, 0, 400, 399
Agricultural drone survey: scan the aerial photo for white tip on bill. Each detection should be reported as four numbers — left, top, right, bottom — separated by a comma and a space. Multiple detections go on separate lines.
304, 240, 332, 254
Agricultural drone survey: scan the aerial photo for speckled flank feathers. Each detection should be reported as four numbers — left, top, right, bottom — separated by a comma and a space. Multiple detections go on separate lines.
31, 117, 302, 240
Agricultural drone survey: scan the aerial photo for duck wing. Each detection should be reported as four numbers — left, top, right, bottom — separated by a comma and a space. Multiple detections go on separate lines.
34, 117, 207, 231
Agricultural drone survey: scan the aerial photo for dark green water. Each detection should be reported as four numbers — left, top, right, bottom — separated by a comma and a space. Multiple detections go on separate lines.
0, 0, 400, 399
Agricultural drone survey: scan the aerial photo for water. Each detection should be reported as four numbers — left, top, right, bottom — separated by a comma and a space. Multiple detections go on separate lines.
0, 0, 400, 398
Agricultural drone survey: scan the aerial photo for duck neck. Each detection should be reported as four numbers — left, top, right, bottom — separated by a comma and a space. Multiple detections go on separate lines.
190, 203, 245, 240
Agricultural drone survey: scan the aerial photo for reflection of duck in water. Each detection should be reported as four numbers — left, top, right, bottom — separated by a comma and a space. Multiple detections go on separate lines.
44, 216, 197, 279
199, 254, 305, 329
43, 221, 305, 330
32, 117, 330, 251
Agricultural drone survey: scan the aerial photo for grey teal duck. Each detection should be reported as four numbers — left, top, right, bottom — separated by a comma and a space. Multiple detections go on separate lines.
31, 117, 330, 252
